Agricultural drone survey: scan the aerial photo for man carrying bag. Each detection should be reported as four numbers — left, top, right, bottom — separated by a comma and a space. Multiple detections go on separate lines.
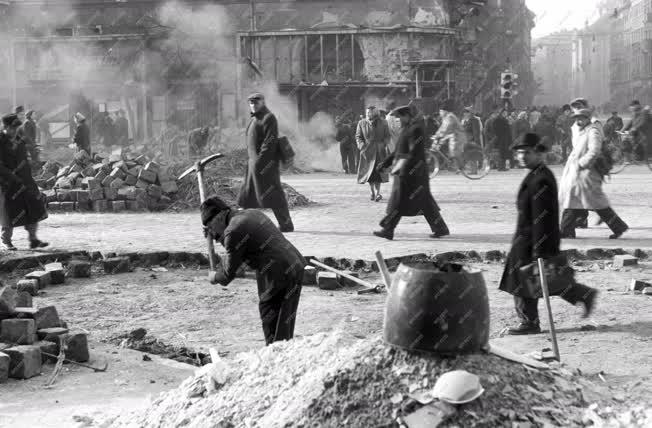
499, 133, 598, 335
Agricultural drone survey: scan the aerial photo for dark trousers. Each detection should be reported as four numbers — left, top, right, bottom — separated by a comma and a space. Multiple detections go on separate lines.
272, 202, 294, 230
380, 202, 449, 236
339, 142, 357, 173
561, 208, 628, 237
1, 224, 38, 245
257, 277, 302, 345
514, 281, 595, 324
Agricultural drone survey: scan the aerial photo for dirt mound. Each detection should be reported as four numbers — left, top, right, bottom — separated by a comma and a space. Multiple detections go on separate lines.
104, 331, 645, 428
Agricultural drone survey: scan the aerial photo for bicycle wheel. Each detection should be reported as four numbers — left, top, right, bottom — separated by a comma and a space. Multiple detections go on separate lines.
608, 141, 627, 174
427, 150, 441, 177
460, 148, 491, 180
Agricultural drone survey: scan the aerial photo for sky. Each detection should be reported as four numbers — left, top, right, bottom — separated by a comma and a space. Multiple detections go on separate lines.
526, 0, 602, 38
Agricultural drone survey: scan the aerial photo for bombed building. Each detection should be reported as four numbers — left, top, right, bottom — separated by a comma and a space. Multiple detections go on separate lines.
1, 0, 534, 143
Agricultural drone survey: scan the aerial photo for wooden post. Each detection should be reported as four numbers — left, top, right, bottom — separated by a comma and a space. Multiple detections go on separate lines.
320, 34, 324, 80
335, 34, 339, 79
10, 39, 16, 108
415, 65, 421, 98
141, 41, 148, 140
289, 36, 293, 81
537, 258, 561, 362
351, 34, 355, 78
304, 35, 308, 79
273, 36, 278, 81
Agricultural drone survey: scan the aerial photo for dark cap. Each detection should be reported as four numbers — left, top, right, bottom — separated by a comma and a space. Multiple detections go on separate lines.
14, 106, 24, 114
200, 196, 231, 226
247, 92, 264, 101
511, 133, 547, 152
2, 113, 21, 128
570, 98, 589, 109
389, 105, 414, 117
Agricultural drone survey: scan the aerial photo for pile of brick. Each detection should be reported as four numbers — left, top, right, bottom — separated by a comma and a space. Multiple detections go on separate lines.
39, 149, 179, 213
0, 262, 90, 381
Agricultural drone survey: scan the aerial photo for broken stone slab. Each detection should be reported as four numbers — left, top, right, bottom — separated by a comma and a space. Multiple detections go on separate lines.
15, 279, 39, 296
24, 271, 51, 288
613, 255, 638, 268
14, 307, 38, 318
0, 352, 8, 382
0, 319, 36, 345
44, 263, 65, 285
4, 345, 41, 379
317, 272, 340, 290
630, 280, 650, 292
643, 287, 652, 296
62, 333, 89, 362
67, 260, 91, 278
0, 286, 17, 315
103, 257, 131, 274
302, 266, 317, 286
38, 327, 69, 341
34, 306, 62, 330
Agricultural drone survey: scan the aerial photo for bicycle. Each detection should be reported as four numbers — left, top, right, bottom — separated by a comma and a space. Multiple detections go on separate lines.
426, 138, 491, 180
609, 131, 652, 173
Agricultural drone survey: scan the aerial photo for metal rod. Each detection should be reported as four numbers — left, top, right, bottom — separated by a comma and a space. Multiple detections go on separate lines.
310, 260, 377, 289
537, 258, 560, 362
375, 251, 392, 289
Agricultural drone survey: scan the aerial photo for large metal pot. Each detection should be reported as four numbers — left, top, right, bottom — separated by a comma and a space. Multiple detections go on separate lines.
383, 262, 490, 355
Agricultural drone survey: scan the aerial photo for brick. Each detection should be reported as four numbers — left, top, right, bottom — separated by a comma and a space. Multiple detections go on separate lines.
15, 279, 39, 296
1, 319, 36, 344
124, 174, 137, 186
89, 188, 104, 201
15, 292, 32, 308
4, 345, 41, 379
34, 306, 61, 329
337, 271, 360, 287
61, 201, 75, 212
104, 187, 118, 201
317, 272, 340, 290
110, 167, 127, 180
78, 201, 92, 211
38, 327, 69, 341
44, 263, 65, 285
92, 199, 109, 212
55, 176, 73, 189
0, 286, 17, 315
103, 257, 131, 274
101, 175, 115, 187
613, 255, 638, 268
302, 266, 317, 285
147, 184, 162, 200
25, 271, 51, 288
67, 260, 91, 278
110, 177, 124, 189
138, 169, 157, 184
160, 181, 178, 194
63, 333, 89, 362
0, 352, 8, 382
126, 166, 141, 176
35, 340, 59, 363
73, 190, 90, 203
111, 200, 126, 212
144, 161, 160, 173
134, 154, 148, 165
57, 189, 73, 202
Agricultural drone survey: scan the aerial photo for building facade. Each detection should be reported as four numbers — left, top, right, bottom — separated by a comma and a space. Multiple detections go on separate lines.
532, 32, 574, 106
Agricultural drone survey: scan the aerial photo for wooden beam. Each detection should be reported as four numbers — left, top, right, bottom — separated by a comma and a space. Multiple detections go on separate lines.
351, 34, 355, 78
335, 34, 339, 79
289, 36, 293, 81
273, 36, 278, 81
320, 34, 324, 79
304, 34, 308, 79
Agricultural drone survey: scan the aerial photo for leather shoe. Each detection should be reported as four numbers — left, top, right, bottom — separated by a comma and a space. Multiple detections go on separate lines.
507, 323, 542, 335
575, 219, 588, 229
430, 231, 450, 239
373, 229, 394, 241
2, 243, 17, 251
29, 240, 49, 249
583, 289, 598, 318
609, 228, 627, 239
280, 225, 294, 233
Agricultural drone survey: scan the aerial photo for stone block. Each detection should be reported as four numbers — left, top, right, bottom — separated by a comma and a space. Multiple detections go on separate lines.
38, 327, 69, 341
302, 266, 317, 285
61, 201, 75, 212
56, 165, 71, 178
109, 177, 124, 189
95, 169, 108, 183
157, 170, 172, 183
134, 154, 148, 165
82, 177, 101, 190
118, 186, 137, 200
35, 340, 59, 363
67, 260, 91, 278
104, 187, 118, 201
124, 174, 137, 186
14, 307, 38, 318
92, 199, 109, 212
0, 352, 8, 382
55, 176, 73, 189
89, 188, 105, 201
111, 200, 126, 212
160, 181, 178, 194
113, 160, 128, 172
103, 257, 131, 274
43, 189, 57, 203
44, 263, 65, 285
101, 175, 115, 187
644, 287, 652, 295
63, 333, 89, 362
34, 306, 61, 329
144, 161, 160, 174
0, 319, 36, 344
630, 279, 650, 291
73, 149, 92, 166
613, 255, 638, 268
125, 200, 142, 211
15, 279, 39, 296
127, 166, 141, 177
47, 201, 61, 211
73, 190, 90, 204
56, 189, 73, 202
25, 271, 51, 288
317, 272, 340, 290
337, 271, 360, 288
0, 286, 17, 315
110, 167, 127, 181
15, 292, 32, 308
138, 169, 157, 184
4, 345, 41, 379
67, 172, 81, 184
69, 163, 84, 174
108, 154, 122, 163
147, 184, 162, 200
135, 179, 149, 189
81, 165, 96, 177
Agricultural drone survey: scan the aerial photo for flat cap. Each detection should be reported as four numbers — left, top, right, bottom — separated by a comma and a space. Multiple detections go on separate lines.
247, 92, 265, 101
2, 113, 21, 128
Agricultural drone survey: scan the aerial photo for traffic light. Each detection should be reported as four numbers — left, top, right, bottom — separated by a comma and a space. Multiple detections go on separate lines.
500, 72, 513, 99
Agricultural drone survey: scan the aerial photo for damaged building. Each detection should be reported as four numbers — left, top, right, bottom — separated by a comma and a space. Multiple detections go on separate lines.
1, 0, 534, 144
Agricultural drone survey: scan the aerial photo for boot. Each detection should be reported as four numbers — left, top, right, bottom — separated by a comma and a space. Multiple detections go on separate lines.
373, 229, 394, 241
30, 239, 49, 249
2, 242, 17, 251
583, 289, 598, 318
507, 322, 542, 335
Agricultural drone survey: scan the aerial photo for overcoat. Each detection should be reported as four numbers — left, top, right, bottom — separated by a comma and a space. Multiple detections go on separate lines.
237, 106, 287, 210
492, 115, 513, 151
559, 122, 610, 210
355, 118, 390, 184
434, 112, 466, 157
73, 121, 91, 154
499, 163, 560, 297
0, 133, 48, 228
380, 118, 439, 217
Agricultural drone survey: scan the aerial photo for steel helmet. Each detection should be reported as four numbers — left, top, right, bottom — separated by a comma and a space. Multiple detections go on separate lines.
432, 370, 484, 404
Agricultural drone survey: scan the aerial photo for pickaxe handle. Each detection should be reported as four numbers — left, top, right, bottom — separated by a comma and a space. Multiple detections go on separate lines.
310, 260, 383, 293
41, 351, 108, 372
197, 167, 217, 271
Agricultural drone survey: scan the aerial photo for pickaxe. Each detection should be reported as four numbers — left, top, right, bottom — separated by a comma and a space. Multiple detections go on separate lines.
178, 153, 224, 272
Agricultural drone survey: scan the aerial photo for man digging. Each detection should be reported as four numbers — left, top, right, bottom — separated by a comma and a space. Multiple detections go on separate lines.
202, 196, 306, 345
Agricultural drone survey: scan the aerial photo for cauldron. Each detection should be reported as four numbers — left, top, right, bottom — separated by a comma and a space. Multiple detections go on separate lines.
383, 262, 490, 355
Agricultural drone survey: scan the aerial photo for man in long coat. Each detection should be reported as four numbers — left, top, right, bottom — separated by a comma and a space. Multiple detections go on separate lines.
559, 108, 628, 239
114, 110, 129, 147
500, 133, 597, 335
0, 114, 49, 251
373, 105, 450, 241
335, 117, 356, 174
203, 196, 306, 344
356, 106, 390, 201
188, 126, 211, 159
492, 109, 513, 170
237, 93, 294, 232
19, 110, 40, 163
72, 112, 91, 155
462, 107, 483, 147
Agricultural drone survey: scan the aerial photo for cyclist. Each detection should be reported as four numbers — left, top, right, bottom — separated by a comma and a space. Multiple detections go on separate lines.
622, 100, 652, 161
432, 99, 466, 169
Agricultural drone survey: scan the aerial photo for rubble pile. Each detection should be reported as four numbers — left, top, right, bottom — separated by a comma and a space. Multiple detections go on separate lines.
0, 262, 91, 382
106, 331, 644, 428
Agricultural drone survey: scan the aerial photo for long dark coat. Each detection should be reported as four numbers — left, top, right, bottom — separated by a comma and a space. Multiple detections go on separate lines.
0, 133, 48, 228
492, 115, 512, 151
380, 118, 439, 217
237, 106, 287, 210
73, 121, 91, 154
499, 163, 559, 297
355, 118, 390, 184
